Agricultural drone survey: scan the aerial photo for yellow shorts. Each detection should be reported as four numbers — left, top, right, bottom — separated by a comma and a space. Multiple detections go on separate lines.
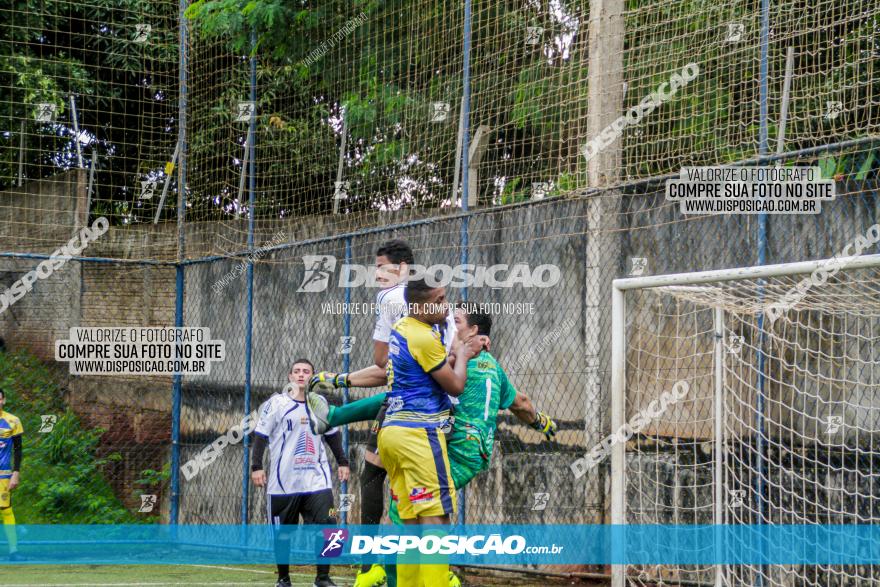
0, 478, 10, 509
378, 426, 456, 520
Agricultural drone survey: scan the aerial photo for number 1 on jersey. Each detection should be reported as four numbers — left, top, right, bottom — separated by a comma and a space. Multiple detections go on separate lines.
484, 379, 492, 420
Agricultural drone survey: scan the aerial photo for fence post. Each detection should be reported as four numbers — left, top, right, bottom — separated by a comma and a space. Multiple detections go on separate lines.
586, 0, 624, 583
341, 236, 352, 524
241, 28, 258, 527
754, 0, 772, 578
456, 0, 473, 526
457, 214, 469, 525
169, 0, 189, 526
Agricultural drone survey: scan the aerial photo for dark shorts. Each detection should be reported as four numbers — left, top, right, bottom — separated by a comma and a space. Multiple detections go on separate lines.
268, 489, 336, 527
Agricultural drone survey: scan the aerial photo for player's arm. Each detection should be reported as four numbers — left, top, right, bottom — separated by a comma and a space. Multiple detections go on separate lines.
323, 429, 350, 482
373, 342, 389, 369
250, 400, 276, 487
8, 416, 22, 490
509, 393, 557, 440
346, 364, 387, 388
9, 433, 21, 491
250, 434, 268, 487
310, 364, 387, 392
498, 367, 557, 440
428, 339, 477, 397
508, 392, 538, 425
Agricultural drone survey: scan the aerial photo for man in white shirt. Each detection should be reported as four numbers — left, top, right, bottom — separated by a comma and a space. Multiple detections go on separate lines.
251, 359, 350, 587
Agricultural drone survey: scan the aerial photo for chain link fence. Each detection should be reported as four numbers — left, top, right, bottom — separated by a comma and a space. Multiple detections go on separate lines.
167, 180, 879, 530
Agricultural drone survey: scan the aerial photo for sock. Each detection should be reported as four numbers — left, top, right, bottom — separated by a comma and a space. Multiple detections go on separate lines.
329, 393, 387, 427
359, 461, 387, 573
385, 497, 401, 585
396, 562, 420, 586
421, 563, 449, 587
386, 563, 398, 587
1, 507, 16, 553
316, 564, 330, 579
420, 528, 450, 587
275, 531, 290, 580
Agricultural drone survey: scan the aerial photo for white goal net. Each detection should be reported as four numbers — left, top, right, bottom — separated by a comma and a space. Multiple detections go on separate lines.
611, 254, 880, 587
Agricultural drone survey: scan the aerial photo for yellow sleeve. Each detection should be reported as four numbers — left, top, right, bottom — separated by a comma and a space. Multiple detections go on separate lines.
11, 416, 23, 436
409, 327, 447, 373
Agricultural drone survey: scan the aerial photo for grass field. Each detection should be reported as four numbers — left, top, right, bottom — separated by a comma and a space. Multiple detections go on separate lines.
4, 564, 598, 586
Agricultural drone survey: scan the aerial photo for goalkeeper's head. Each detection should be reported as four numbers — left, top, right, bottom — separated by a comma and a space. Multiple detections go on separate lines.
453, 302, 492, 343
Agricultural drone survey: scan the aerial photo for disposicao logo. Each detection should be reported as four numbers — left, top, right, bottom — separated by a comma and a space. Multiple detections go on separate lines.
320, 528, 349, 558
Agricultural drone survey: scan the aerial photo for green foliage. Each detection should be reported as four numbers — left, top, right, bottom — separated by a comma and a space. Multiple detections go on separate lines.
186, 0, 366, 61
511, 67, 548, 131
0, 350, 145, 523
817, 149, 879, 181
0, 0, 178, 221
498, 177, 525, 205
6, 0, 879, 216
136, 463, 170, 491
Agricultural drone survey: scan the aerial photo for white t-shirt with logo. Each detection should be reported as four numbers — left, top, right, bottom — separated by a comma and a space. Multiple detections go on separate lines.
372, 283, 457, 352
254, 392, 338, 495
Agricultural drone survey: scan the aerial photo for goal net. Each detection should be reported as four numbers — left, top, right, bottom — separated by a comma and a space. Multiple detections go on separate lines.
611, 253, 880, 587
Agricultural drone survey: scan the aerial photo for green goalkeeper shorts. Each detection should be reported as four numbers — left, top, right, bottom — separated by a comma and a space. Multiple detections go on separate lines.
446, 431, 489, 490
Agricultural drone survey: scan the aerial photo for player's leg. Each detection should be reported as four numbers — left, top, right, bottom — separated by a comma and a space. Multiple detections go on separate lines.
1, 478, 18, 559
380, 494, 405, 587
379, 426, 456, 587
270, 494, 300, 587
331, 393, 386, 427
353, 405, 389, 586
302, 489, 338, 587
438, 444, 483, 587
386, 489, 465, 587
439, 428, 487, 587
306, 391, 386, 434
412, 428, 457, 587
354, 460, 388, 584
1, 507, 16, 556
377, 427, 420, 586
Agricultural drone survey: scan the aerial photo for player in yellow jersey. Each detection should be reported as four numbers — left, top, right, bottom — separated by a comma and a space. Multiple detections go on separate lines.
0, 388, 24, 561
377, 276, 478, 587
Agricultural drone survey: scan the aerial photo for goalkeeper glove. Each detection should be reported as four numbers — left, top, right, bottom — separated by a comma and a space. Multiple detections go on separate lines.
309, 372, 350, 392
531, 411, 557, 441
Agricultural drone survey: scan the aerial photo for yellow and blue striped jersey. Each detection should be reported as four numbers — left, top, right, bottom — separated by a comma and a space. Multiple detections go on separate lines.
0, 410, 23, 479
384, 317, 451, 429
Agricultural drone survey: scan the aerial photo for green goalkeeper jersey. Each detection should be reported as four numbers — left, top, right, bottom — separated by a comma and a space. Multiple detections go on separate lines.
446, 350, 517, 483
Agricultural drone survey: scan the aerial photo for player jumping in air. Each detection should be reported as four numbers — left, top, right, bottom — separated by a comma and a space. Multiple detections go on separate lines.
0, 388, 24, 562
308, 302, 557, 500
251, 359, 350, 587
375, 276, 475, 587
321, 239, 462, 587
